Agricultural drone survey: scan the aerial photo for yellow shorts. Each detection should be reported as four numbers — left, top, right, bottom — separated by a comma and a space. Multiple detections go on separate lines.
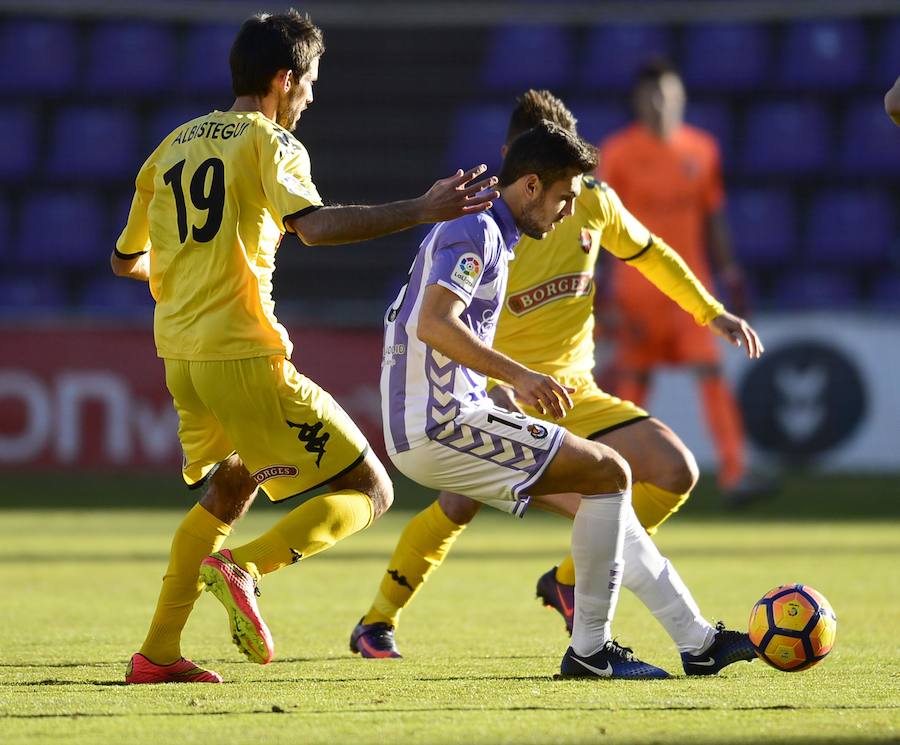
164, 356, 370, 502
491, 374, 648, 440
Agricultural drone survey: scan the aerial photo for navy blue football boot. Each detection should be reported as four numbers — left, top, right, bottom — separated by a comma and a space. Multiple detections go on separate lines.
536, 566, 574, 635
681, 621, 757, 675
350, 618, 402, 659
560, 640, 671, 679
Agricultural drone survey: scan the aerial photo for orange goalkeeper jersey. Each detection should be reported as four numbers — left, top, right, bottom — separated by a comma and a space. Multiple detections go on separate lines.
599, 122, 724, 313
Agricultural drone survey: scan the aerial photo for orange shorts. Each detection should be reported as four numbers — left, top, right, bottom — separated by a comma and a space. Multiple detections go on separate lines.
614, 306, 720, 371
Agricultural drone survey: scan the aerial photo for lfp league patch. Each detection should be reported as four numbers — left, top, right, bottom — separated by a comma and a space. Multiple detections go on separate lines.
451, 253, 483, 293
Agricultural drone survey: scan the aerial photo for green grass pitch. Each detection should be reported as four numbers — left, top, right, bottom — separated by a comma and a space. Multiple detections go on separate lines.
1, 473, 898, 744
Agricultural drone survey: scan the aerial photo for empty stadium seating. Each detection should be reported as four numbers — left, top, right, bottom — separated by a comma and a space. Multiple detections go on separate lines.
48, 107, 140, 180
483, 24, 572, 91
806, 191, 894, 266
0, 105, 38, 180
681, 22, 770, 91
0, 19, 77, 93
0, 11, 897, 317
17, 192, 106, 266
742, 102, 830, 174
779, 19, 865, 90
580, 24, 672, 91
727, 189, 797, 267
85, 22, 176, 94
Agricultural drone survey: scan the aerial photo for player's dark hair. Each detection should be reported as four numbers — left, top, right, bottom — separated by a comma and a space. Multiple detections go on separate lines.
633, 57, 681, 90
230, 10, 325, 97
506, 89, 578, 143
498, 120, 598, 188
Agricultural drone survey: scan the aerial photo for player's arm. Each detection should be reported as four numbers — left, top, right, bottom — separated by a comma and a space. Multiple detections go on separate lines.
110, 251, 150, 281
288, 166, 499, 246
886, 76, 900, 126
111, 171, 154, 282
594, 184, 762, 357
417, 284, 573, 419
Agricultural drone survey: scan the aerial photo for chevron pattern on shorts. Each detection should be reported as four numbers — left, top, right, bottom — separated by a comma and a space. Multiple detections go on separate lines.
435, 420, 538, 471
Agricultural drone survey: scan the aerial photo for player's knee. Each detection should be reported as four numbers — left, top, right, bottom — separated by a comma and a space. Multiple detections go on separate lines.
655, 446, 699, 495
437, 491, 481, 525
590, 442, 632, 495
333, 452, 394, 520
201, 453, 258, 524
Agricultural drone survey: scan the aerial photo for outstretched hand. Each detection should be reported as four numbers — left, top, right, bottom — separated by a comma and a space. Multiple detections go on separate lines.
419, 164, 500, 222
710, 311, 764, 359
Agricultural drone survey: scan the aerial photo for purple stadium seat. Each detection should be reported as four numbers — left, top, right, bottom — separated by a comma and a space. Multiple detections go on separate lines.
0, 198, 9, 258
779, 19, 865, 90
180, 24, 239, 95
771, 272, 859, 310
0, 106, 38, 180
681, 23, 769, 91
48, 107, 139, 180
877, 19, 900, 89
872, 274, 900, 311
840, 101, 900, 174
86, 22, 176, 94
806, 191, 894, 266
742, 102, 829, 174
685, 100, 733, 165
0, 275, 67, 314
445, 105, 508, 175
0, 19, 77, 93
146, 104, 215, 151
568, 101, 629, 146
482, 25, 572, 91
80, 276, 154, 316
580, 24, 672, 91
727, 189, 796, 267
18, 192, 106, 266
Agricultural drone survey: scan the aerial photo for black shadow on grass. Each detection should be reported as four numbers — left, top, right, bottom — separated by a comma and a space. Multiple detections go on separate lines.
1, 542, 898, 565
3, 703, 897, 720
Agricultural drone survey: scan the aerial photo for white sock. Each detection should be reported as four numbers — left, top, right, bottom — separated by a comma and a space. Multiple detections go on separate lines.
620, 507, 716, 654
570, 490, 628, 657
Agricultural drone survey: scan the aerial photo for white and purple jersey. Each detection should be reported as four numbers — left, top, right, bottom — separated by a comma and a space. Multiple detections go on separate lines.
381, 199, 520, 455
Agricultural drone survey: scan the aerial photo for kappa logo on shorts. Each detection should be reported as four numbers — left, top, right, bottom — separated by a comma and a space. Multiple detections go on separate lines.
287, 420, 330, 467
528, 423, 549, 440
251, 464, 300, 484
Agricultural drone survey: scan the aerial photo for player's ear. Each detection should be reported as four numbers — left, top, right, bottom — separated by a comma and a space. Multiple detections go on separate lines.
274, 69, 292, 93
500, 144, 509, 159
523, 173, 541, 199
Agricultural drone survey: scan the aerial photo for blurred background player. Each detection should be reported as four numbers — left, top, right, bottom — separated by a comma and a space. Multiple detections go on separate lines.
886, 75, 900, 125
114, 10, 498, 684
599, 59, 771, 505
351, 91, 764, 663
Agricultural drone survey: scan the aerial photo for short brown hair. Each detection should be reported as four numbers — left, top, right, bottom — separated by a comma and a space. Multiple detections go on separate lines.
506, 89, 578, 144
230, 10, 325, 97
498, 120, 598, 188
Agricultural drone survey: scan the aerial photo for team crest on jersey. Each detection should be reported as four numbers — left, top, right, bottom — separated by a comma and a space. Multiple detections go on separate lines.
579, 228, 593, 253
251, 464, 300, 484
528, 423, 548, 439
452, 253, 482, 292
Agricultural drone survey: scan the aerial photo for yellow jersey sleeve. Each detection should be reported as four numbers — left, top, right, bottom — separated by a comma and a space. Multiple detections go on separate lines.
596, 185, 724, 326
258, 124, 324, 232
115, 149, 157, 258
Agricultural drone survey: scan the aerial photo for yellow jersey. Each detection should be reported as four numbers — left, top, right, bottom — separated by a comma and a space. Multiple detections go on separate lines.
116, 110, 323, 361
494, 176, 724, 378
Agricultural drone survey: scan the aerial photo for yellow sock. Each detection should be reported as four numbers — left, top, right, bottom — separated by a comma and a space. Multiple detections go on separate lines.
632, 481, 690, 535
363, 500, 466, 628
140, 504, 231, 664
555, 555, 576, 585
553, 482, 690, 587
230, 490, 374, 576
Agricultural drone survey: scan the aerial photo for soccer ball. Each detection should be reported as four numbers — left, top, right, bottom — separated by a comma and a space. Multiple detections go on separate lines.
748, 584, 837, 671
